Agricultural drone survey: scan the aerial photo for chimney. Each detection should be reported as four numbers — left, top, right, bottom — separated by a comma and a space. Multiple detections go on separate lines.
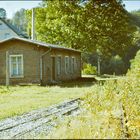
31, 8, 35, 40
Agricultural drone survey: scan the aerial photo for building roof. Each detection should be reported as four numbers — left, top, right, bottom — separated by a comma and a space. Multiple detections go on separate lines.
0, 18, 28, 38
0, 37, 81, 53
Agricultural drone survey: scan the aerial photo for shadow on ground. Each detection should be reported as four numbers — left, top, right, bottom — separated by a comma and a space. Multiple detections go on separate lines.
57, 77, 97, 88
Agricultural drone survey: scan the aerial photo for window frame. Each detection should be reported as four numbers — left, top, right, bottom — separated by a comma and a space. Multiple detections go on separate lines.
65, 56, 69, 74
71, 57, 75, 74
57, 55, 62, 76
9, 54, 24, 78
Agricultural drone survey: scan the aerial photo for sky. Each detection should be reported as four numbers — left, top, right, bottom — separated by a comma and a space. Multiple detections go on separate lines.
0, 0, 42, 19
0, 0, 140, 19
123, 0, 140, 12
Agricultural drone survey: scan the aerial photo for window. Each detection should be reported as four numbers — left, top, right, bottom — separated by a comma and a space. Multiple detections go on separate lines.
10, 55, 23, 77
57, 56, 61, 75
71, 57, 75, 73
65, 56, 69, 74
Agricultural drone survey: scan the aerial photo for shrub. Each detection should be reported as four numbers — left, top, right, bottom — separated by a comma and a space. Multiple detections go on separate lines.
82, 63, 97, 75
127, 50, 140, 78
45, 51, 140, 139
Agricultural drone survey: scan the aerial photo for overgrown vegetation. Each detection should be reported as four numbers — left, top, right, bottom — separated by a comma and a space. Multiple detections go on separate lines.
0, 1, 140, 138
45, 50, 140, 139
82, 63, 97, 75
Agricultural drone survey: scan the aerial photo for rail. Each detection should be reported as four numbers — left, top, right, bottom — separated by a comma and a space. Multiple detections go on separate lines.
0, 98, 81, 139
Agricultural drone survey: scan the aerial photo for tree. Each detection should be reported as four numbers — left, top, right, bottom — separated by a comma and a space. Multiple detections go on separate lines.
26, 0, 136, 56
11, 8, 28, 32
0, 8, 7, 19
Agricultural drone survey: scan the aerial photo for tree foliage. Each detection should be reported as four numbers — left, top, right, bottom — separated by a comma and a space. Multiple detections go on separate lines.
0, 8, 7, 19
127, 50, 140, 78
130, 9, 140, 28
82, 63, 97, 75
11, 8, 28, 33
26, 0, 136, 56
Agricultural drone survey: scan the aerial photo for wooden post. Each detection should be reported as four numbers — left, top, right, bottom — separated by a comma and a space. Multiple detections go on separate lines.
6, 51, 9, 87
97, 55, 101, 76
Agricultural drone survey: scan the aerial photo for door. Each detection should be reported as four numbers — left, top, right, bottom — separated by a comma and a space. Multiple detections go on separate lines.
51, 57, 55, 81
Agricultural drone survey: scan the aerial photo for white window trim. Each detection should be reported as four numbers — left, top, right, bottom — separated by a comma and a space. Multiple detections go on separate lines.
9, 54, 24, 78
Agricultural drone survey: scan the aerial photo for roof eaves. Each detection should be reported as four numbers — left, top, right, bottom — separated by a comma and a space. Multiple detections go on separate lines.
0, 37, 81, 53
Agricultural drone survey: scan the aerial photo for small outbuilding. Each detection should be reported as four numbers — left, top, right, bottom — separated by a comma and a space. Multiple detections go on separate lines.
0, 37, 81, 85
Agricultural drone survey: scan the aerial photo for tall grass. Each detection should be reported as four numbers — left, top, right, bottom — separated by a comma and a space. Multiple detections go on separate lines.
46, 51, 140, 139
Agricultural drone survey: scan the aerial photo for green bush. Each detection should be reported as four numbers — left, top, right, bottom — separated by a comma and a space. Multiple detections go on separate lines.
82, 63, 97, 75
127, 50, 140, 78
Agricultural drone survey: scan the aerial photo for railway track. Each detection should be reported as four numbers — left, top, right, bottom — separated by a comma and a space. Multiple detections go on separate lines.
0, 98, 81, 139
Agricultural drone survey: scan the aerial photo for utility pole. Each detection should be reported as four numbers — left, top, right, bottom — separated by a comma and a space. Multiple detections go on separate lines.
6, 51, 9, 87
31, 8, 35, 40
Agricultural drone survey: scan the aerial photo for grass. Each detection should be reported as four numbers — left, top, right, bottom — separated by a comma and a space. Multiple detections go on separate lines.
46, 77, 140, 139
46, 49, 140, 139
0, 82, 94, 120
